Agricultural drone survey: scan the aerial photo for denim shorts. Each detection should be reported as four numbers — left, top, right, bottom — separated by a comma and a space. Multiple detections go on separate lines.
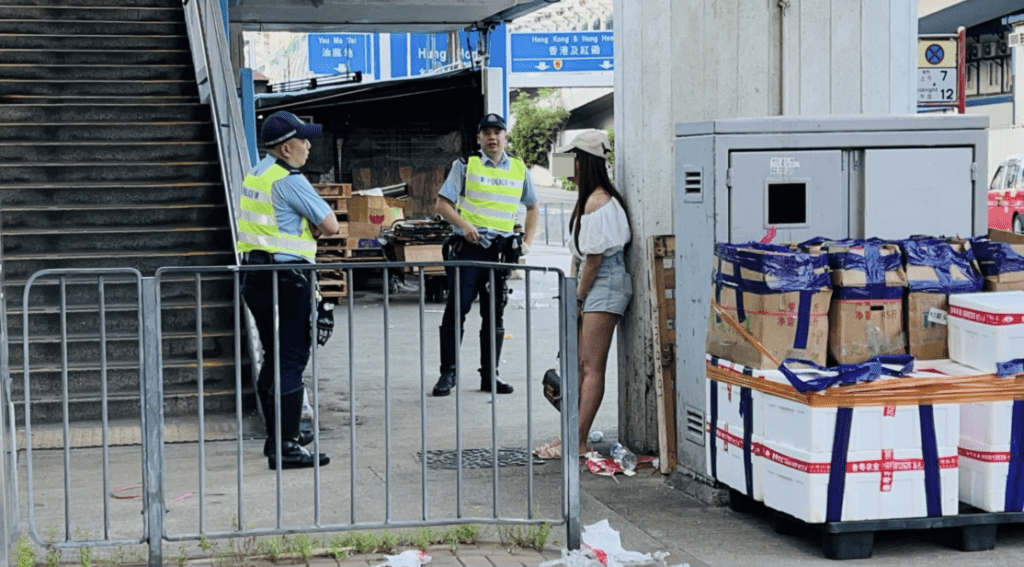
578, 251, 632, 315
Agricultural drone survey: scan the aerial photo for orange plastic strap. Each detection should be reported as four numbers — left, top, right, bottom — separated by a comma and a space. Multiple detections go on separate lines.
710, 298, 781, 367
707, 362, 1024, 407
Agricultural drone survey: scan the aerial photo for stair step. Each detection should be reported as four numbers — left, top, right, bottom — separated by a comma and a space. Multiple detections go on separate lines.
0, 19, 186, 35
2, 207, 228, 228
0, 33, 188, 50
0, 161, 222, 183
0, 78, 198, 98
0, 251, 236, 280
0, 102, 207, 122
0, 63, 193, 81
16, 384, 250, 423
0, 181, 225, 205
0, 141, 218, 162
0, 121, 210, 142
0, 5, 183, 22
0, 48, 190, 65
3, 0, 179, 8
3, 229, 233, 256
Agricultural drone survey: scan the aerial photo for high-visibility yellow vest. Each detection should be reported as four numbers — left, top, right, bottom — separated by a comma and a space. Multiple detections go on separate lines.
456, 155, 526, 233
237, 163, 318, 259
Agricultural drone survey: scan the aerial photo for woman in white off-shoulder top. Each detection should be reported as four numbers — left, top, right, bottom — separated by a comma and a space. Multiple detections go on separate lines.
535, 129, 633, 459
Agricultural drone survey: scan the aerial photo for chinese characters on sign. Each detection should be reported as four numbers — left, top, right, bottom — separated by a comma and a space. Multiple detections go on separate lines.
509, 32, 615, 73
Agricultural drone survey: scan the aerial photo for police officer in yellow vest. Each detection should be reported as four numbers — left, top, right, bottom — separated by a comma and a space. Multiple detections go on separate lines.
238, 111, 338, 469
432, 113, 539, 397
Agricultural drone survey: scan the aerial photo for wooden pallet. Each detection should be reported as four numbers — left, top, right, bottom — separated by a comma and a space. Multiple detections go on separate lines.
319, 272, 348, 299
314, 183, 352, 197
649, 235, 677, 474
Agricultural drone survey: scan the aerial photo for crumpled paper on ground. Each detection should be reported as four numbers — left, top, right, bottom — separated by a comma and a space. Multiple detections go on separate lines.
538, 520, 689, 567
374, 549, 431, 567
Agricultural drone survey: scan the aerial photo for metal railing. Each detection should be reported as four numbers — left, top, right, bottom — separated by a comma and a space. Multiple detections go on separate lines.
181, 0, 248, 247
11, 260, 579, 565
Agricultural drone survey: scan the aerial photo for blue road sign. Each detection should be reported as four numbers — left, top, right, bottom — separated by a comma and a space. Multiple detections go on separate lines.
925, 44, 945, 65
409, 33, 450, 75
510, 31, 614, 73
308, 33, 371, 75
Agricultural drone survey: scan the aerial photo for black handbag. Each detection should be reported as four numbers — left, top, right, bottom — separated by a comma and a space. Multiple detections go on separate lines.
542, 367, 561, 412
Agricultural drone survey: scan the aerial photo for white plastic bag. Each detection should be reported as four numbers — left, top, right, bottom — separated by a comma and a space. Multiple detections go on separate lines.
373, 549, 431, 567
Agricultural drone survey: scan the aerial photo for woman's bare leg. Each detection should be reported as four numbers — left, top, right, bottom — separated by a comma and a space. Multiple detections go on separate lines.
578, 311, 619, 453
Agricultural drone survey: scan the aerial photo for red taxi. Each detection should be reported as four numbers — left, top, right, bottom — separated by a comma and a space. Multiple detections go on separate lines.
989, 152, 1024, 232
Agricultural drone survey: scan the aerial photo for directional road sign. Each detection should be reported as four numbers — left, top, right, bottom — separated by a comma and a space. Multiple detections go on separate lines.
509, 31, 614, 73
308, 33, 372, 75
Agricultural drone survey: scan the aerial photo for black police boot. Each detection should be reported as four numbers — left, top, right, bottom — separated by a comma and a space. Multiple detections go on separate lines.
265, 390, 329, 470
432, 326, 460, 397
260, 390, 313, 457
480, 327, 513, 394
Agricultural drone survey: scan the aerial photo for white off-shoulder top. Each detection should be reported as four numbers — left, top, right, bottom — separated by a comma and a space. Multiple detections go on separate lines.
567, 198, 631, 261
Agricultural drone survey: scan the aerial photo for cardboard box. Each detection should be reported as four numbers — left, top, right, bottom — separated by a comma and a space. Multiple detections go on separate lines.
396, 244, 445, 274
976, 229, 1024, 291
706, 243, 832, 369
905, 292, 949, 360
348, 195, 406, 239
904, 239, 983, 293
828, 242, 908, 290
828, 297, 905, 364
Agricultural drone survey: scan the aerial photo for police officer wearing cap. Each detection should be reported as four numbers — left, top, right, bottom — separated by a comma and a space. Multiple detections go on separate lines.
431, 113, 539, 397
238, 110, 337, 469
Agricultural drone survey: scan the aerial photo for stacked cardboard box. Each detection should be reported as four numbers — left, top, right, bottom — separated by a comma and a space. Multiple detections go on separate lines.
973, 229, 1024, 292
826, 240, 908, 364
705, 242, 832, 368
902, 238, 983, 360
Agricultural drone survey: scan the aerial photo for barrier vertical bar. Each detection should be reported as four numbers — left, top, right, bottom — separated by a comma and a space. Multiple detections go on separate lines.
141, 278, 165, 566
564, 277, 580, 550
59, 278, 71, 541
383, 267, 393, 523
233, 271, 246, 531
194, 275, 207, 534
418, 269, 429, 520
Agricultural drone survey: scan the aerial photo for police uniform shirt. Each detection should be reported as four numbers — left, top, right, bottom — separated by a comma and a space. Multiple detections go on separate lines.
438, 150, 538, 242
250, 155, 333, 263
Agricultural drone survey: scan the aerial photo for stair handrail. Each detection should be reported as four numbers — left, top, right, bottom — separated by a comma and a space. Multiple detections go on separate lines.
181, 0, 247, 260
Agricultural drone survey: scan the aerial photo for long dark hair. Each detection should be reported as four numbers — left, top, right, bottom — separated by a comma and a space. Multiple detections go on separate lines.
569, 149, 630, 253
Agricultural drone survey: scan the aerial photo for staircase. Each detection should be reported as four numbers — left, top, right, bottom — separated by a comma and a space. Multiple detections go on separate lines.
0, 0, 250, 424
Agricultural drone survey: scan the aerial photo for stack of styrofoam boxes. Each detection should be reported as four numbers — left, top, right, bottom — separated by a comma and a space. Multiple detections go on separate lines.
948, 291, 1024, 511
758, 368, 960, 523
705, 356, 765, 501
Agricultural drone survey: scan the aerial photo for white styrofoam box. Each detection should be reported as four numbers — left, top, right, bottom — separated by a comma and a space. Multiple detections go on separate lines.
705, 361, 763, 437
704, 420, 764, 501
948, 291, 1024, 373
958, 399, 1021, 512
961, 400, 1013, 450
761, 440, 959, 523
959, 439, 1017, 512
762, 395, 960, 454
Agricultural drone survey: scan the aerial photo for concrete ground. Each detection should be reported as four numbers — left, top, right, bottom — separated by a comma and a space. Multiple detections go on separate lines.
14, 201, 1024, 565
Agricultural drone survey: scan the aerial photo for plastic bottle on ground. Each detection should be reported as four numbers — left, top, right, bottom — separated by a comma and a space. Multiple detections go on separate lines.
610, 443, 637, 472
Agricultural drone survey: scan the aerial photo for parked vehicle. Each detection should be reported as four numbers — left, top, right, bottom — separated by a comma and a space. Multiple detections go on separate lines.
989, 152, 1024, 232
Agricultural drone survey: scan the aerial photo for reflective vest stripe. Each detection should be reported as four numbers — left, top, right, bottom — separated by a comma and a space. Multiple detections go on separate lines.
456, 156, 526, 233
464, 186, 521, 206
237, 163, 318, 259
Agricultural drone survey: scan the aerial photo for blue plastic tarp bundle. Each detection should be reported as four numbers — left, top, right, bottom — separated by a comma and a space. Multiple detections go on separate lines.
900, 237, 983, 293
713, 242, 831, 294
819, 238, 905, 300
970, 237, 1024, 278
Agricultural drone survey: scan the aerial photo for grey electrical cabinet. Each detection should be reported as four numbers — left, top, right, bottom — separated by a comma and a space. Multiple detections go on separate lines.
672, 115, 989, 480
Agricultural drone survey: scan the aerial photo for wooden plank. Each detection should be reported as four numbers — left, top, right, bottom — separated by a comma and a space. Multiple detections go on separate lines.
649, 234, 677, 474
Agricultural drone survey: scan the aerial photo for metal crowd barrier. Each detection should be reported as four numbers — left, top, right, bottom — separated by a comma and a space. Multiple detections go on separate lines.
9, 261, 579, 566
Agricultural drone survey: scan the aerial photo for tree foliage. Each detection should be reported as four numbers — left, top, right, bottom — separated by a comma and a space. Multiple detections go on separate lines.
508, 89, 569, 168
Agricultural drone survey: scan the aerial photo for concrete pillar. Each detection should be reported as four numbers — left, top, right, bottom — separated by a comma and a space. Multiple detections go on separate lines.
612, 0, 917, 458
